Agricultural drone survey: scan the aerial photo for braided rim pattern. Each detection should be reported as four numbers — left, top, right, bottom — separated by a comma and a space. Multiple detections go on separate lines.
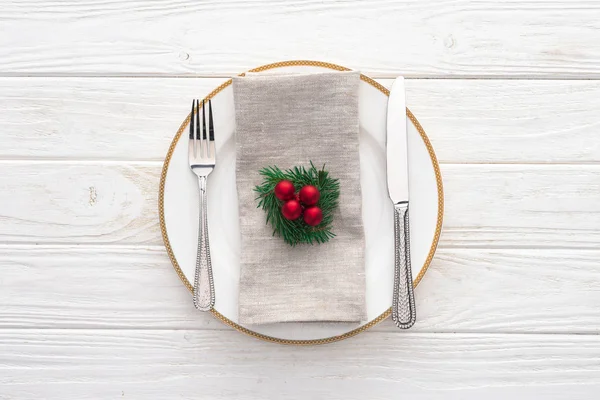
158, 60, 444, 346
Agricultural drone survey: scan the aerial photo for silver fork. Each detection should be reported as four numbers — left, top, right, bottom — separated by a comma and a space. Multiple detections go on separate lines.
189, 99, 216, 311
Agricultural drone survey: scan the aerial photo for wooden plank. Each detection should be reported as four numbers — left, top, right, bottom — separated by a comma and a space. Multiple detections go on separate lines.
1, 329, 599, 399
1, 1, 600, 77
0, 162, 598, 247
1, 245, 599, 333
442, 164, 600, 248
0, 246, 202, 329
2, 77, 600, 164
410, 247, 600, 333
0, 77, 202, 161
406, 79, 600, 164
0, 162, 161, 245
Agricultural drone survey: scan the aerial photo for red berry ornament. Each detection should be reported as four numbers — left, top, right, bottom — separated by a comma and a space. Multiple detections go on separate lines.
274, 180, 295, 201
299, 185, 320, 206
282, 200, 302, 220
303, 206, 323, 226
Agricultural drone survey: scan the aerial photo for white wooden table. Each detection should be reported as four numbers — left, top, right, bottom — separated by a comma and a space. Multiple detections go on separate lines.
2, 1, 600, 398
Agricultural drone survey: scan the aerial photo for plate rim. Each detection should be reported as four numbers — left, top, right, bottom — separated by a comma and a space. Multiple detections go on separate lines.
158, 60, 444, 345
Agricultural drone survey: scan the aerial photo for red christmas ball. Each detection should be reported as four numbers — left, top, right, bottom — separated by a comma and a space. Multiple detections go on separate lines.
274, 180, 295, 201
282, 200, 302, 220
303, 206, 323, 226
299, 185, 320, 206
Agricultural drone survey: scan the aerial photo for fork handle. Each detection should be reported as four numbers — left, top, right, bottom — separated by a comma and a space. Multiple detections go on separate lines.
193, 176, 215, 311
391, 202, 416, 329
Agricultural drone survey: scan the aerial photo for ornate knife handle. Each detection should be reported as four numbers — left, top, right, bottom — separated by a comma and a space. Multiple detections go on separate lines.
193, 176, 215, 311
392, 201, 416, 329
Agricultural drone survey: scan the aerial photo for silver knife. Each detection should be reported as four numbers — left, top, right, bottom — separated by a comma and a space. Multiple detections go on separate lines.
386, 77, 416, 329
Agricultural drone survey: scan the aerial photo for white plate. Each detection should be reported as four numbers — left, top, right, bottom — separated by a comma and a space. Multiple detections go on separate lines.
160, 62, 443, 344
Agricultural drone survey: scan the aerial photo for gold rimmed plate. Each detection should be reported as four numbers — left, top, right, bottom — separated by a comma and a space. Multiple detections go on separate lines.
159, 61, 443, 345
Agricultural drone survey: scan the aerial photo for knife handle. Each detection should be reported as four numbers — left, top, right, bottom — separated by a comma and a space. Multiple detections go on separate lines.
392, 202, 416, 329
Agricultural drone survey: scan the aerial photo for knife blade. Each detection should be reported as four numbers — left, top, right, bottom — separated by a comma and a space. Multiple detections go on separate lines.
386, 77, 416, 329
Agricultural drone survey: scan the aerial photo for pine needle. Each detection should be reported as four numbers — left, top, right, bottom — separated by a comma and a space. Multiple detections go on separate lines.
254, 162, 340, 246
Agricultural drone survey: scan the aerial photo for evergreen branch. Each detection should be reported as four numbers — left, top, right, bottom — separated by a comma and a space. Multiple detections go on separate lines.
254, 162, 340, 246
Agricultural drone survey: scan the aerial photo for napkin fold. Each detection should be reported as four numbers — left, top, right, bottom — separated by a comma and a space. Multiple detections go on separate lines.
233, 71, 366, 324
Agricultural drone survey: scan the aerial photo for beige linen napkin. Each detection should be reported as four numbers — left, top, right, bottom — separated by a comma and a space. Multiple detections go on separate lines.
233, 71, 366, 324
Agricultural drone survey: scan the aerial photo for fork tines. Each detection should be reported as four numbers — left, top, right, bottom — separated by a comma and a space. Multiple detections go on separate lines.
189, 99, 215, 158
187, 97, 216, 312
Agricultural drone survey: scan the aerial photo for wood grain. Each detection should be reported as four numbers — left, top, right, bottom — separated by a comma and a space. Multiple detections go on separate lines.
1, 329, 599, 399
2, 0, 599, 396
442, 164, 600, 248
0, 162, 160, 245
2, 77, 600, 164
0, 77, 200, 161
1, 1, 600, 77
1, 246, 599, 334
1, 161, 598, 248
406, 80, 600, 164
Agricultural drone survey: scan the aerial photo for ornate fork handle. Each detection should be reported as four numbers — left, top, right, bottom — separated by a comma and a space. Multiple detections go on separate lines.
392, 202, 416, 329
193, 176, 215, 311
